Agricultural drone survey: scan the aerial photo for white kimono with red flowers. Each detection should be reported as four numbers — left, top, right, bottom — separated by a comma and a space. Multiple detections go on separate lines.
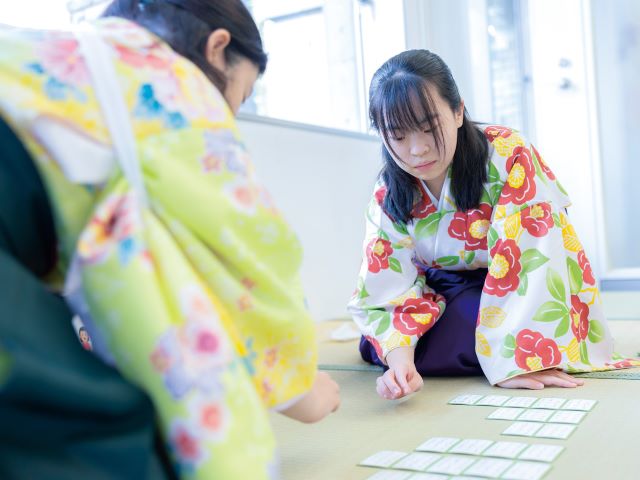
348, 125, 638, 384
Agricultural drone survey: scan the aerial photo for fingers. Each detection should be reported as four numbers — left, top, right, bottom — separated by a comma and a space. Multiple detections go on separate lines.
376, 375, 395, 400
381, 370, 404, 398
395, 368, 412, 395
280, 371, 341, 423
497, 369, 586, 390
553, 370, 585, 386
497, 376, 545, 390
534, 373, 578, 388
406, 368, 424, 393
316, 371, 341, 413
377, 367, 423, 400
533, 370, 584, 388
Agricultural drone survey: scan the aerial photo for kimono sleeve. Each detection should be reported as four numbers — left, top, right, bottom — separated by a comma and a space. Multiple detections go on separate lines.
347, 183, 446, 362
476, 127, 622, 384
75, 180, 277, 478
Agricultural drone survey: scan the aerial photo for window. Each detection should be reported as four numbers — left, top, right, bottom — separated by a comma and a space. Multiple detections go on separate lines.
243, 0, 405, 132
592, 0, 640, 270
3, 0, 404, 133
0, 0, 72, 28
486, 0, 530, 133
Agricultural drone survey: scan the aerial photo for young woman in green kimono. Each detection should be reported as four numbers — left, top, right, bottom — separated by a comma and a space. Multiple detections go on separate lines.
0, 0, 339, 478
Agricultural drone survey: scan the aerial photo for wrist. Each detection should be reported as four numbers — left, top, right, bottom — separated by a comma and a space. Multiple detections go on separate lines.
385, 345, 415, 368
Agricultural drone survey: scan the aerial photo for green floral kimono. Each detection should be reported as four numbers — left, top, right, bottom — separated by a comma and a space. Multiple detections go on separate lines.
0, 18, 316, 478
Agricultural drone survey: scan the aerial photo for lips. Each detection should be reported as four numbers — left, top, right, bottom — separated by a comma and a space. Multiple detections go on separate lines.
414, 160, 436, 169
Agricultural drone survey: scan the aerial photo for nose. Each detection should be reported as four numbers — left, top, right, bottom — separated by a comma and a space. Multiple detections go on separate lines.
409, 132, 430, 157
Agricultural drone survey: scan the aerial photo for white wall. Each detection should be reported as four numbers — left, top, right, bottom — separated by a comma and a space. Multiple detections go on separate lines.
525, 0, 603, 276
237, 0, 633, 322
238, 116, 381, 321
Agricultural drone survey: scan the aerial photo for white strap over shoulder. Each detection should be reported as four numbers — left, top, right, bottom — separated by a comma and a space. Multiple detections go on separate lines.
74, 23, 149, 207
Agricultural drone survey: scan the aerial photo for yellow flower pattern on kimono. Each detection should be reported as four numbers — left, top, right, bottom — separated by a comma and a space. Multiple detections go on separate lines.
349, 124, 639, 384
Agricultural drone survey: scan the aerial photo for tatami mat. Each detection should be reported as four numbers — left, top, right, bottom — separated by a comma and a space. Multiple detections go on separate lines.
271, 320, 640, 479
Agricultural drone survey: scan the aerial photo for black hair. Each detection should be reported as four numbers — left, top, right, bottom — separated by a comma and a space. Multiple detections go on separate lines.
102, 0, 267, 93
369, 49, 489, 223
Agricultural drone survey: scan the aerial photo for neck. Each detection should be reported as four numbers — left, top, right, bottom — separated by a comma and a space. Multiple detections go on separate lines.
424, 174, 446, 200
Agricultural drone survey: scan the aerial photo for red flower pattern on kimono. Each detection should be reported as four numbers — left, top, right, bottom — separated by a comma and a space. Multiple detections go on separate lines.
366, 238, 393, 273
570, 295, 590, 341
365, 335, 384, 360
515, 329, 562, 371
484, 239, 522, 297
171, 424, 202, 464
578, 250, 596, 285
532, 145, 556, 180
374, 185, 387, 207
499, 146, 537, 205
115, 44, 173, 70
484, 125, 513, 142
448, 203, 493, 250
606, 359, 640, 369
411, 193, 437, 219
393, 296, 443, 337
521, 203, 554, 237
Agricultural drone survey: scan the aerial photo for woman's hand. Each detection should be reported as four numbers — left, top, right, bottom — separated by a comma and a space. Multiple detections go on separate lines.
281, 371, 340, 423
497, 369, 585, 390
376, 346, 423, 400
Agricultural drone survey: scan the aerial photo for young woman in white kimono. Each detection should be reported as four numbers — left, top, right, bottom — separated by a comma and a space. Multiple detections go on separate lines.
348, 49, 638, 400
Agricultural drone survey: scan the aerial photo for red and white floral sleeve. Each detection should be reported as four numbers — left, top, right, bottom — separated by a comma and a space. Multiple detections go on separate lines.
348, 182, 446, 362
476, 126, 636, 384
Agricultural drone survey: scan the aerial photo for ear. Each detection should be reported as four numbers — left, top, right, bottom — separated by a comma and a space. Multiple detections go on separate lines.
455, 99, 465, 128
205, 28, 232, 72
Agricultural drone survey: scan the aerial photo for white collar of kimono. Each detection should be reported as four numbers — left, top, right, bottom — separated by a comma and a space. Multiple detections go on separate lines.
419, 174, 451, 211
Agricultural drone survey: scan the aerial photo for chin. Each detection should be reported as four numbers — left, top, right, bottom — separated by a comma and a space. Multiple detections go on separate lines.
414, 169, 443, 181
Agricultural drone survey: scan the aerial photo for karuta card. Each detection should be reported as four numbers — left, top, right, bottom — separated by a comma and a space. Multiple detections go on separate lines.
448, 439, 494, 456
366, 470, 412, 480
449, 477, 486, 480
360, 451, 408, 468
530, 397, 566, 410
502, 461, 552, 480
415, 437, 460, 453
474, 395, 511, 406
482, 441, 529, 459
534, 423, 576, 440
502, 422, 542, 437
392, 453, 442, 471
463, 458, 514, 478
517, 409, 555, 423
518, 444, 564, 463
561, 399, 597, 411
487, 407, 526, 421
547, 410, 586, 424
504, 397, 538, 408
427, 455, 477, 475
403, 473, 449, 480
448, 394, 484, 405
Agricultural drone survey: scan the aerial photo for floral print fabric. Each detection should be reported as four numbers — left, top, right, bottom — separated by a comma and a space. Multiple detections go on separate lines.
0, 19, 316, 478
349, 125, 639, 384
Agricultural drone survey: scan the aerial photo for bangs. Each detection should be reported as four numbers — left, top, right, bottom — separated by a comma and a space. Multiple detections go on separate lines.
371, 74, 444, 151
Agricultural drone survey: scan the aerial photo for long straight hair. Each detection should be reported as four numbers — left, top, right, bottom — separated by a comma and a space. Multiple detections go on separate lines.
369, 49, 489, 223
102, 0, 267, 93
